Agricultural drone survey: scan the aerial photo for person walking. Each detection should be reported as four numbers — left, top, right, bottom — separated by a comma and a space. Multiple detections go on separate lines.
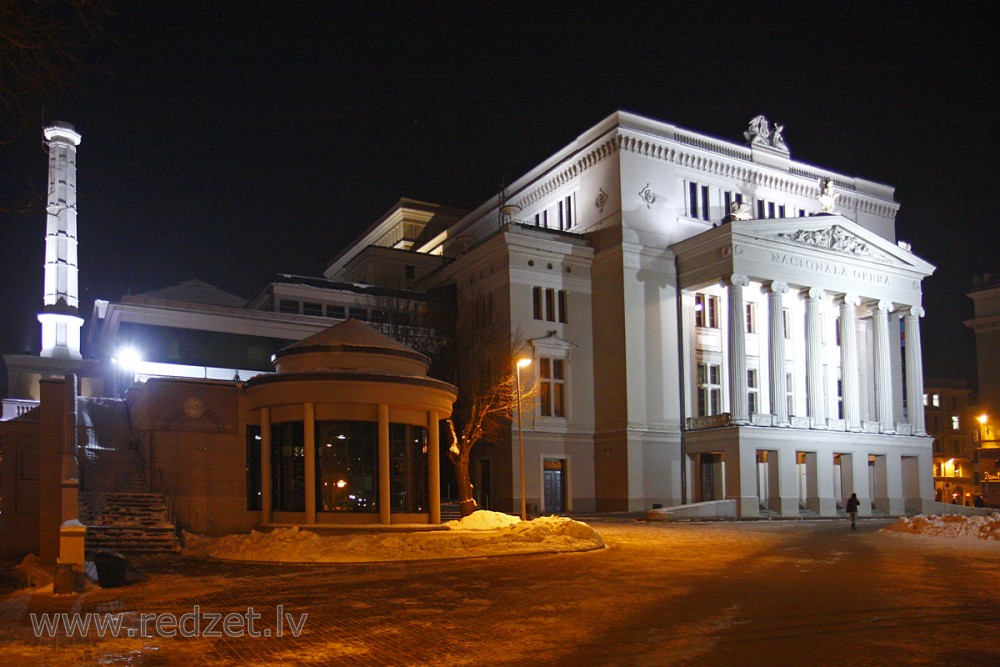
846, 492, 860, 530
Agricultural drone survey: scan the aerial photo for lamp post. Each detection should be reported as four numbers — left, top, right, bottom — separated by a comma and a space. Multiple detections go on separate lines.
515, 357, 532, 520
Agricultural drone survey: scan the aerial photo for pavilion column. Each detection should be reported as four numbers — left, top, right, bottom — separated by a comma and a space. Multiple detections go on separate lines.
837, 294, 862, 432
428, 410, 441, 523
260, 407, 272, 524
803, 287, 827, 429
766, 281, 790, 426
904, 306, 927, 436
726, 274, 751, 425
870, 300, 896, 434
378, 404, 391, 525
304, 402, 316, 523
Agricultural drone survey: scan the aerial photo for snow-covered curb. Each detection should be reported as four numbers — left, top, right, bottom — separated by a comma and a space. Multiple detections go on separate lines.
881, 513, 1000, 541
182, 512, 604, 563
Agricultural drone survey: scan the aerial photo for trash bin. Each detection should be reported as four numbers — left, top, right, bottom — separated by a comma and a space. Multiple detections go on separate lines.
93, 549, 128, 588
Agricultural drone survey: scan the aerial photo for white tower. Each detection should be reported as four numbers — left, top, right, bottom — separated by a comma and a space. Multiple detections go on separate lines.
38, 121, 84, 359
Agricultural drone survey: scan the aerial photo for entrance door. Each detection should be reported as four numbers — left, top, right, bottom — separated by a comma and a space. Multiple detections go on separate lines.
543, 458, 565, 513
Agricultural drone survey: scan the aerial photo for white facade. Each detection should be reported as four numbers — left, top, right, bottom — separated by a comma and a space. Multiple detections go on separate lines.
328, 111, 936, 517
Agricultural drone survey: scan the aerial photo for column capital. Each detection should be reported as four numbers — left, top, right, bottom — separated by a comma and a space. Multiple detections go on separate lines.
725, 274, 750, 288
867, 299, 893, 315
835, 293, 861, 308
903, 305, 925, 318
800, 286, 826, 301
765, 280, 789, 295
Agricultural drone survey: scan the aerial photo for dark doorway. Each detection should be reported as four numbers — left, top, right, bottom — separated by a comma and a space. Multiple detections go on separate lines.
544, 458, 566, 513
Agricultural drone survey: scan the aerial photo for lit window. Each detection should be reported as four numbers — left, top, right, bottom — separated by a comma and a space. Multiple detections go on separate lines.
785, 372, 795, 416
697, 363, 722, 417
695, 293, 719, 328
932, 394, 940, 407
539, 358, 566, 417
923, 393, 928, 406
952, 415, 960, 430
745, 303, 757, 334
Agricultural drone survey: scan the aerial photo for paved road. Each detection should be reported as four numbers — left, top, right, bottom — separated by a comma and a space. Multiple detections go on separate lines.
1, 518, 998, 666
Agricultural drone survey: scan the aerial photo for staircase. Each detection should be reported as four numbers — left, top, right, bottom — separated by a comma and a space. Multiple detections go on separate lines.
80, 492, 180, 555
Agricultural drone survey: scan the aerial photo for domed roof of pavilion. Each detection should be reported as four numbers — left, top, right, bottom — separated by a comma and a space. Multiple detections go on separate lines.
271, 318, 431, 376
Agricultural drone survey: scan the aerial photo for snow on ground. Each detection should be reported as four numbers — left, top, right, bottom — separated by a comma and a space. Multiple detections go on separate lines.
882, 513, 1000, 541
183, 511, 604, 563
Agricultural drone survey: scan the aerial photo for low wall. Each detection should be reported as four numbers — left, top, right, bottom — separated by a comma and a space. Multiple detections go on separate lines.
645, 500, 737, 521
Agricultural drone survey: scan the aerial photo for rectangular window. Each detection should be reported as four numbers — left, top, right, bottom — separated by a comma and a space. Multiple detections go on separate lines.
348, 307, 367, 321
748, 369, 759, 415
695, 293, 719, 328
557, 290, 567, 323
534, 287, 567, 323
757, 200, 766, 219
564, 195, 573, 229
279, 299, 299, 314
544, 289, 555, 322
932, 394, 940, 407
697, 363, 722, 417
778, 204, 786, 218
798, 209, 807, 217
533, 287, 543, 320
327, 305, 346, 319
558, 200, 565, 230
768, 202, 776, 218
539, 357, 566, 417
834, 317, 841, 346
688, 181, 710, 221
837, 376, 844, 419
786, 372, 795, 416
923, 393, 928, 406
952, 415, 960, 430
302, 302, 322, 317
745, 303, 757, 334
783, 308, 792, 339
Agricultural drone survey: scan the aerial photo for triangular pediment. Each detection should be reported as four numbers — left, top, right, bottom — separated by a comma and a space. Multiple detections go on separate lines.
731, 215, 934, 275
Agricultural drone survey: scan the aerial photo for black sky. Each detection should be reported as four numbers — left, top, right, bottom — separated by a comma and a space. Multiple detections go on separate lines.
1, 1, 996, 392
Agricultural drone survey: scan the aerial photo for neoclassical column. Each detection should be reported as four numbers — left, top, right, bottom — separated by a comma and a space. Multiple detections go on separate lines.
428, 410, 441, 524
837, 294, 862, 431
766, 281, 790, 426
803, 287, 827, 429
870, 300, 896, 434
903, 306, 927, 436
378, 404, 391, 525
726, 274, 751, 424
304, 402, 316, 524
260, 407, 272, 524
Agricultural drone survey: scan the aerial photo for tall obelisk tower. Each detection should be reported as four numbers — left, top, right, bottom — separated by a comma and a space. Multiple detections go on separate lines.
37, 122, 84, 360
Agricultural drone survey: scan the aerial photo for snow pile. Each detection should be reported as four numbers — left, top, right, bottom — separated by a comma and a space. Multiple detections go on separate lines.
445, 509, 522, 530
183, 513, 603, 563
882, 513, 1000, 541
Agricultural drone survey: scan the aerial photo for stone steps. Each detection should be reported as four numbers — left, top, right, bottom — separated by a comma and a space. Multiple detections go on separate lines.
80, 492, 179, 555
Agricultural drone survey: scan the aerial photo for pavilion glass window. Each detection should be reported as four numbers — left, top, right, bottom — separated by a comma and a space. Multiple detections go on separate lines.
315, 421, 379, 513
271, 421, 305, 511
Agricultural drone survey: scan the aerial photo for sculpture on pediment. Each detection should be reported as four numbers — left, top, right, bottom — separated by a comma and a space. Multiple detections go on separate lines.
729, 199, 753, 221
818, 177, 839, 213
744, 115, 789, 154
744, 115, 770, 146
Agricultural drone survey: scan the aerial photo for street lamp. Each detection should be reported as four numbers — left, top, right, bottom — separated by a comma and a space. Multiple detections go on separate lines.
515, 357, 532, 521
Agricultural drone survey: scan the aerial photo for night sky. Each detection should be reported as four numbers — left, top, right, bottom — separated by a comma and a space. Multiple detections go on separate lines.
1, 2, 996, 394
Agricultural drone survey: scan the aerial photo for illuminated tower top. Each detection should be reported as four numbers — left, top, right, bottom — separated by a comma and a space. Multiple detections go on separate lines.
38, 121, 84, 359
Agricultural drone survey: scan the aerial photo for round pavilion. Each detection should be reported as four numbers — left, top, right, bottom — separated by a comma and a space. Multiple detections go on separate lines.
244, 319, 457, 525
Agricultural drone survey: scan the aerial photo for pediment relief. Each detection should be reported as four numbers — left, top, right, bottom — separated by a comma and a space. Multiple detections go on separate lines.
775, 225, 894, 264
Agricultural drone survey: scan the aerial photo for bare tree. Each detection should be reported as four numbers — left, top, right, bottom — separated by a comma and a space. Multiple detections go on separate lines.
441, 311, 538, 517
1, 0, 112, 135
